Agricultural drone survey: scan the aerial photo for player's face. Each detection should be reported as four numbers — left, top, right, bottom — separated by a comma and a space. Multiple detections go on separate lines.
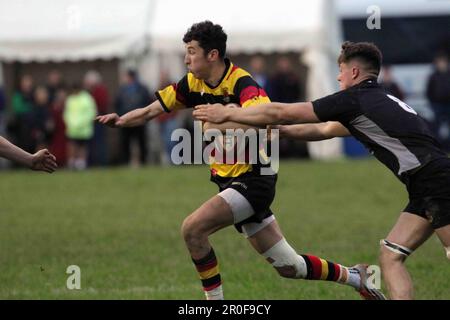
337, 63, 354, 90
184, 41, 210, 79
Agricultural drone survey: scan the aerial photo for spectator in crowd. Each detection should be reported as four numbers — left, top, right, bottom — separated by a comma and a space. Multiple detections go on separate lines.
267, 56, 308, 158
32, 85, 53, 151
46, 70, 64, 105
249, 55, 269, 91
155, 70, 180, 165
380, 65, 405, 101
10, 75, 35, 153
49, 88, 68, 167
63, 83, 97, 170
84, 70, 110, 166
426, 53, 450, 148
267, 56, 302, 103
115, 69, 151, 167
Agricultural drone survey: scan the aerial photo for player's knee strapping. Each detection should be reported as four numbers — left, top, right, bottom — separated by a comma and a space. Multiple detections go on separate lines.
262, 238, 307, 279
262, 239, 350, 283
380, 239, 413, 257
218, 188, 254, 224
241, 216, 275, 238
445, 246, 450, 260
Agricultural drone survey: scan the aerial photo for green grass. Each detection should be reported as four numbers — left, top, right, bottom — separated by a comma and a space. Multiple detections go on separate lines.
0, 159, 448, 299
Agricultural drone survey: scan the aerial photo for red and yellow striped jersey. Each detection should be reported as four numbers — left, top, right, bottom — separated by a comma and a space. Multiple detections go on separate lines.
155, 59, 271, 178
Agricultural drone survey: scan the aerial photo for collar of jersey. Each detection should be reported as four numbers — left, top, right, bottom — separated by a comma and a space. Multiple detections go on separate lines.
360, 77, 378, 85
203, 58, 232, 89
349, 77, 379, 90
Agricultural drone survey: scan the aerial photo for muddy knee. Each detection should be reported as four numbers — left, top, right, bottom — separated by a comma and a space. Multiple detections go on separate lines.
274, 265, 300, 278
181, 214, 201, 243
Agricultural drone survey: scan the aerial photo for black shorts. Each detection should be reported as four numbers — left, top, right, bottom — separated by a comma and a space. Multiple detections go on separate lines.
404, 158, 450, 229
211, 171, 277, 232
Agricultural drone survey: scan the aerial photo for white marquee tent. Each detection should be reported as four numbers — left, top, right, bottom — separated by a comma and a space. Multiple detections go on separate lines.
0, 0, 152, 62
0, 0, 342, 62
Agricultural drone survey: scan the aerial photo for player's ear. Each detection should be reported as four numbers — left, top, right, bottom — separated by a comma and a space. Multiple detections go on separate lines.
207, 49, 219, 62
352, 66, 360, 80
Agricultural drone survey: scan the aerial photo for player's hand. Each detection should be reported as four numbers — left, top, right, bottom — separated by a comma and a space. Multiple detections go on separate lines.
31, 149, 57, 173
193, 104, 230, 124
96, 113, 124, 128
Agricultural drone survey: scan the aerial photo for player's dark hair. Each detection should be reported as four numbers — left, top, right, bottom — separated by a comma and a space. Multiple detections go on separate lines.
183, 21, 227, 58
338, 41, 382, 76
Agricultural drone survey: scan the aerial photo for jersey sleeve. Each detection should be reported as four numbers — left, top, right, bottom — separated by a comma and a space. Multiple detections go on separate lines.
312, 90, 358, 122
155, 75, 189, 113
234, 75, 271, 108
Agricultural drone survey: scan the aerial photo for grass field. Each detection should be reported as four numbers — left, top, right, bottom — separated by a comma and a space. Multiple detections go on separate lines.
0, 159, 449, 300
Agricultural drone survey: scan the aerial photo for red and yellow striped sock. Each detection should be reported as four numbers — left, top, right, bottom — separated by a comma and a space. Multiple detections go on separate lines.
300, 254, 352, 284
192, 248, 223, 300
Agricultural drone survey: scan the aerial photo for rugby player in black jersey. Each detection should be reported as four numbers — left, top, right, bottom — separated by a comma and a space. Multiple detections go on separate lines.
194, 41, 450, 299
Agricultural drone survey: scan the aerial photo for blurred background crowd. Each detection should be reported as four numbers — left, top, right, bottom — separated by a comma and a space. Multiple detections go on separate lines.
0, 0, 449, 170
0, 55, 310, 169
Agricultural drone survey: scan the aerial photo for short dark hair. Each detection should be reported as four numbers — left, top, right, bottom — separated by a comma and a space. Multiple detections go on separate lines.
70, 82, 82, 93
435, 51, 449, 61
126, 69, 138, 80
183, 21, 227, 58
338, 41, 382, 76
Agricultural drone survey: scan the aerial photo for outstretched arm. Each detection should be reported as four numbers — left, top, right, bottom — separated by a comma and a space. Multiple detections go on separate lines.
96, 100, 165, 128
193, 102, 320, 126
0, 136, 57, 173
203, 121, 261, 132
278, 122, 350, 141
202, 104, 263, 132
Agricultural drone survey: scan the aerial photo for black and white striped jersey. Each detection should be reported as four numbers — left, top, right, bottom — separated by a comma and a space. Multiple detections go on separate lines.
312, 79, 448, 183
